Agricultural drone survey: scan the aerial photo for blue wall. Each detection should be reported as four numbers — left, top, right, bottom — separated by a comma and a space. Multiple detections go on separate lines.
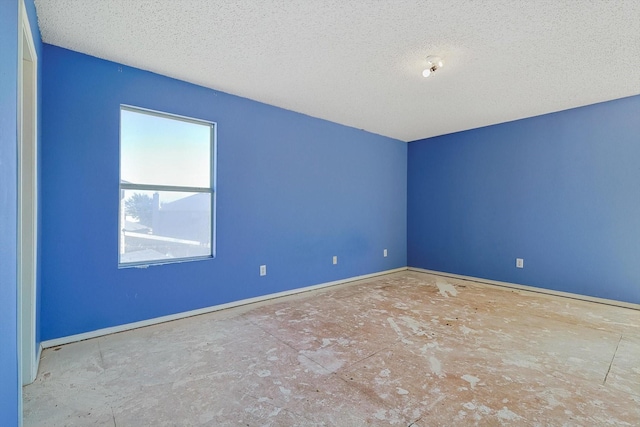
0, 0, 20, 424
408, 95, 640, 304
40, 45, 407, 341
1, 0, 41, 424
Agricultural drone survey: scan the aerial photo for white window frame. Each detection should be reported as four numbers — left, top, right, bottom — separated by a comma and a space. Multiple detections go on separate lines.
118, 105, 217, 267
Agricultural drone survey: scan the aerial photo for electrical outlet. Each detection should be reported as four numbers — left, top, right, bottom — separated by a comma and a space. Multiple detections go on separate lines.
516, 258, 524, 269
333, 256, 338, 265
260, 265, 267, 276
383, 249, 388, 257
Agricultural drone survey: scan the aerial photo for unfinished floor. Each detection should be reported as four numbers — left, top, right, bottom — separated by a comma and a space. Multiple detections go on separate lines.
23, 271, 640, 426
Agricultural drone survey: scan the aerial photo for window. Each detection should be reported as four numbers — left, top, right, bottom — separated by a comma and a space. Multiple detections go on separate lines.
119, 106, 215, 266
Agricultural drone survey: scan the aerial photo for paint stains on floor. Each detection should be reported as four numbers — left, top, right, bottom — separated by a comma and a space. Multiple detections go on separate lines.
23, 272, 640, 426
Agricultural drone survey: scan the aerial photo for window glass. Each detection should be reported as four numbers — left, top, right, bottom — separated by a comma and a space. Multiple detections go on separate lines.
119, 106, 214, 266
120, 109, 211, 188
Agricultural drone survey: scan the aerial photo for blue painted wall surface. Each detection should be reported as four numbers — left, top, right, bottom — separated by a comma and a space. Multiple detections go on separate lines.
40, 45, 407, 341
408, 95, 640, 304
1, 1, 41, 423
0, 1, 19, 425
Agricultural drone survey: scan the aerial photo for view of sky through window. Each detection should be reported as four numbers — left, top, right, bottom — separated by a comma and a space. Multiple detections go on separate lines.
120, 108, 211, 188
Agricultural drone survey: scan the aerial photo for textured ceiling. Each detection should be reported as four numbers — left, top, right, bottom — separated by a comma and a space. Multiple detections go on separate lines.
34, 0, 640, 142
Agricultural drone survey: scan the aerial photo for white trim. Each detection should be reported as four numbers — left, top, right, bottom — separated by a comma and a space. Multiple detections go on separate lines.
17, 0, 39, 392
35, 344, 42, 374
41, 267, 408, 349
123, 230, 201, 245
408, 267, 640, 311
39, 265, 639, 349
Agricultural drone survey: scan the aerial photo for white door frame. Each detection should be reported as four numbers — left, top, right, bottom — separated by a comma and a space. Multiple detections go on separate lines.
17, 0, 38, 388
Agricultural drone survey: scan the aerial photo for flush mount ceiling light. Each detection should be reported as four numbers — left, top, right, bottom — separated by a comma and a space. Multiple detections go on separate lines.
422, 55, 444, 78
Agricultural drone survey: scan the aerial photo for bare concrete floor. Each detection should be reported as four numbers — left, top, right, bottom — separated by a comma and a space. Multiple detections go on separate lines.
23, 271, 640, 426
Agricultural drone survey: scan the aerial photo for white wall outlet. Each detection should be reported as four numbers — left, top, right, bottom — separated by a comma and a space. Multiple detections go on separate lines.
383, 249, 388, 257
333, 256, 338, 265
516, 258, 524, 269
260, 265, 267, 276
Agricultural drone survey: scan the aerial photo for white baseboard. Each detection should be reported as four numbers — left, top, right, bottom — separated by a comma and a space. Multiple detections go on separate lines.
41, 267, 408, 349
408, 267, 640, 311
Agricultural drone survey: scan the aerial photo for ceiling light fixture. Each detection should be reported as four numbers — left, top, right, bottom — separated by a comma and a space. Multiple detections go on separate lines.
422, 55, 444, 78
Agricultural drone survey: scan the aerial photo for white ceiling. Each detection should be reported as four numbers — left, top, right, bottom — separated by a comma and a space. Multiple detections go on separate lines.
34, 0, 640, 142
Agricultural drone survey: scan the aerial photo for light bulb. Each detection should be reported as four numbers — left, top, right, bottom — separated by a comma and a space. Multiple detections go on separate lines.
422, 55, 444, 78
